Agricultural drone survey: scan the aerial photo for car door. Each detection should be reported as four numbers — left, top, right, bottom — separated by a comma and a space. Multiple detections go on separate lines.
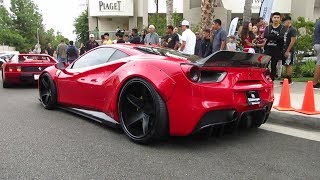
57, 47, 116, 108
88, 50, 130, 111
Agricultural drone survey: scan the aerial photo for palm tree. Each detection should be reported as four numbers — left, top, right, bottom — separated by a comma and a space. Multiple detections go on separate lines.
166, 0, 173, 25
201, 0, 213, 30
243, 0, 253, 22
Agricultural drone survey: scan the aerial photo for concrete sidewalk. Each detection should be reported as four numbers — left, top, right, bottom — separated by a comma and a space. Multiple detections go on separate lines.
269, 81, 320, 130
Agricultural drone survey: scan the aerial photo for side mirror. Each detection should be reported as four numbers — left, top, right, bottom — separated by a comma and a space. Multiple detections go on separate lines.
55, 62, 67, 70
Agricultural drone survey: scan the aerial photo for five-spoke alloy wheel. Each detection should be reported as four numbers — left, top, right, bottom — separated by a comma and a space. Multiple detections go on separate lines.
119, 78, 168, 144
39, 73, 57, 109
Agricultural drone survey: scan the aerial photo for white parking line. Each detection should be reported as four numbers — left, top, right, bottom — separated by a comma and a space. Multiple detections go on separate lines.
261, 123, 320, 142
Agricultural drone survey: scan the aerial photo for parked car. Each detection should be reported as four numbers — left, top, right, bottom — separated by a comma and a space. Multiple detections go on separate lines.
38, 44, 274, 144
2, 54, 57, 88
0, 51, 19, 68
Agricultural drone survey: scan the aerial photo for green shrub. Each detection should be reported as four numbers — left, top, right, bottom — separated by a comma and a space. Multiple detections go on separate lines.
292, 60, 316, 77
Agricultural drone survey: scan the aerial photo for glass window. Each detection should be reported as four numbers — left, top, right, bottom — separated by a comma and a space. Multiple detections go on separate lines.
72, 48, 116, 69
108, 50, 129, 62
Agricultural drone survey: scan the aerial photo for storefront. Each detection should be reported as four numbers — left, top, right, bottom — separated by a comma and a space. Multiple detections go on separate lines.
88, 0, 148, 39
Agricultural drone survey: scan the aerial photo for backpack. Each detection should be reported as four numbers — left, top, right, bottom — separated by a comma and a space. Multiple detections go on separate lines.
67, 46, 77, 57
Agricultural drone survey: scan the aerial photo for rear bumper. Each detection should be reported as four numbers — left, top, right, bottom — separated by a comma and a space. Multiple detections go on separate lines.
192, 103, 272, 133
166, 77, 274, 136
3, 72, 40, 84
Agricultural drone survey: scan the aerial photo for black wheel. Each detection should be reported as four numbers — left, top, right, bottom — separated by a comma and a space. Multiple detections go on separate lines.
39, 73, 57, 109
118, 78, 169, 144
2, 71, 10, 88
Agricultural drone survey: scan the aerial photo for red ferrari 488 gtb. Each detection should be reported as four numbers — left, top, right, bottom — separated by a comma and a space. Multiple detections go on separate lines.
38, 44, 273, 144
2, 54, 57, 88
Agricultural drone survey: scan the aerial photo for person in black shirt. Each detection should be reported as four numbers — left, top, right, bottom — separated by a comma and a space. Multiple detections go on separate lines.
198, 29, 212, 58
45, 43, 55, 56
117, 32, 125, 43
264, 12, 286, 81
281, 16, 297, 84
129, 28, 142, 44
162, 25, 179, 50
85, 34, 99, 52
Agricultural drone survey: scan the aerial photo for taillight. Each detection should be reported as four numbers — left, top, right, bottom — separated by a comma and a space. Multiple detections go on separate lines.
181, 64, 201, 82
264, 69, 272, 82
7, 66, 21, 72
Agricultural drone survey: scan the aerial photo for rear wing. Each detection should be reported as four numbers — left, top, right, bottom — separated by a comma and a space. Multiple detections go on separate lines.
196, 51, 271, 68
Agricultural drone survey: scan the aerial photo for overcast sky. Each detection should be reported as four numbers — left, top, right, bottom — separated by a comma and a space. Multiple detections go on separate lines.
3, 0, 183, 40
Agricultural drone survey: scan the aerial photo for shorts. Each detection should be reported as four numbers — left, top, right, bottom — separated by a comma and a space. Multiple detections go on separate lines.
314, 44, 320, 65
282, 52, 295, 66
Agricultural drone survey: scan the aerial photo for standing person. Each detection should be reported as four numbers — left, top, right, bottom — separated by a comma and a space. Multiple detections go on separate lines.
124, 34, 130, 43
264, 12, 286, 81
280, 16, 297, 84
144, 25, 159, 45
85, 34, 99, 52
66, 41, 79, 64
198, 29, 212, 57
194, 32, 202, 55
79, 43, 86, 56
252, 25, 265, 53
56, 40, 67, 62
179, 20, 196, 55
129, 28, 142, 44
257, 17, 267, 39
211, 19, 227, 54
227, 35, 237, 51
173, 27, 182, 49
45, 43, 55, 56
162, 25, 180, 50
140, 29, 147, 44
241, 21, 255, 53
100, 34, 106, 45
117, 32, 125, 43
313, 19, 320, 88
103, 33, 112, 45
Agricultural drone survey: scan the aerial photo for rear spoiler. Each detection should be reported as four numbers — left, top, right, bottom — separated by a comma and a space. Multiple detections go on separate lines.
196, 51, 271, 68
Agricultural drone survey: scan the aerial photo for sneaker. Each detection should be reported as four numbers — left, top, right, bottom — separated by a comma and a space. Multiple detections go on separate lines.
313, 83, 320, 89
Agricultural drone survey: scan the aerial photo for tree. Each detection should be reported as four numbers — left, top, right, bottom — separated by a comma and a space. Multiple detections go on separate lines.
166, 0, 173, 25
74, 9, 89, 44
201, 0, 213, 30
10, 0, 44, 52
0, 5, 26, 50
243, 0, 253, 22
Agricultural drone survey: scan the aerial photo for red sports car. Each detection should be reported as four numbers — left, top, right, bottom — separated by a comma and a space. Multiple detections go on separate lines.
38, 44, 273, 144
2, 54, 58, 88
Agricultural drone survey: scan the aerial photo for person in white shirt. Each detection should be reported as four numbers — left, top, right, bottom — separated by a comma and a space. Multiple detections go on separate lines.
179, 20, 196, 55
226, 35, 237, 51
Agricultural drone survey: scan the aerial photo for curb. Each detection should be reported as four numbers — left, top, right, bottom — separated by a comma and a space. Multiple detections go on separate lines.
268, 109, 320, 130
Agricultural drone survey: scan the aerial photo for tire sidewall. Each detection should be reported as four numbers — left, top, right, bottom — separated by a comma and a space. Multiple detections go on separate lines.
118, 78, 168, 144
39, 73, 57, 109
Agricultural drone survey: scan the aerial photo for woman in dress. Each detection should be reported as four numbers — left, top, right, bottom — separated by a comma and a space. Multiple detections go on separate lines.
240, 21, 255, 53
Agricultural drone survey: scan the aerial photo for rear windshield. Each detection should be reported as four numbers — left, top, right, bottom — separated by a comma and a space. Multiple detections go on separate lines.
134, 46, 201, 62
13, 55, 53, 63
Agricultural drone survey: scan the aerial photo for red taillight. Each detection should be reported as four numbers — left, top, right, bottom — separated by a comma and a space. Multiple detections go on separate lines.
7, 66, 21, 72
181, 64, 201, 82
264, 69, 272, 82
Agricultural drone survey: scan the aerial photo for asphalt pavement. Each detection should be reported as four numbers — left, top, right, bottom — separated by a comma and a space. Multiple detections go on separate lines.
0, 83, 320, 179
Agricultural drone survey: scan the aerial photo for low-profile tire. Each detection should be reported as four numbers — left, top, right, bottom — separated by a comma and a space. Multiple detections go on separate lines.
118, 78, 169, 144
39, 73, 57, 110
2, 71, 10, 88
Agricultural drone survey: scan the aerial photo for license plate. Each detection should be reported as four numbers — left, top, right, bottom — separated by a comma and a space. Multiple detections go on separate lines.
34, 74, 40, 80
246, 91, 261, 105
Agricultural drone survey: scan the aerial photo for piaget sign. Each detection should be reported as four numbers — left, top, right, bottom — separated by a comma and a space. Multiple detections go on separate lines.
89, 0, 134, 16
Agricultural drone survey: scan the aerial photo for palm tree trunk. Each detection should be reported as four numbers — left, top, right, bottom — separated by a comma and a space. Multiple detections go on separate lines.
201, 0, 213, 30
243, 0, 253, 22
166, 0, 173, 25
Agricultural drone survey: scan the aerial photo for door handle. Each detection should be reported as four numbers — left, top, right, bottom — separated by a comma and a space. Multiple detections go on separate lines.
90, 79, 97, 82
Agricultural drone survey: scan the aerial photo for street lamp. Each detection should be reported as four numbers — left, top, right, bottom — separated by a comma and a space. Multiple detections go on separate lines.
37, 28, 40, 44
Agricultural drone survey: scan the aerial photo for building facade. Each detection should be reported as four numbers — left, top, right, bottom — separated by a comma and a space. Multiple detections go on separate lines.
88, 0, 148, 38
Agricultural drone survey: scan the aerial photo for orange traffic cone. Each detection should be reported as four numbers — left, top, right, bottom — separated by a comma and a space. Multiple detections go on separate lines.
273, 79, 295, 111
295, 81, 320, 115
